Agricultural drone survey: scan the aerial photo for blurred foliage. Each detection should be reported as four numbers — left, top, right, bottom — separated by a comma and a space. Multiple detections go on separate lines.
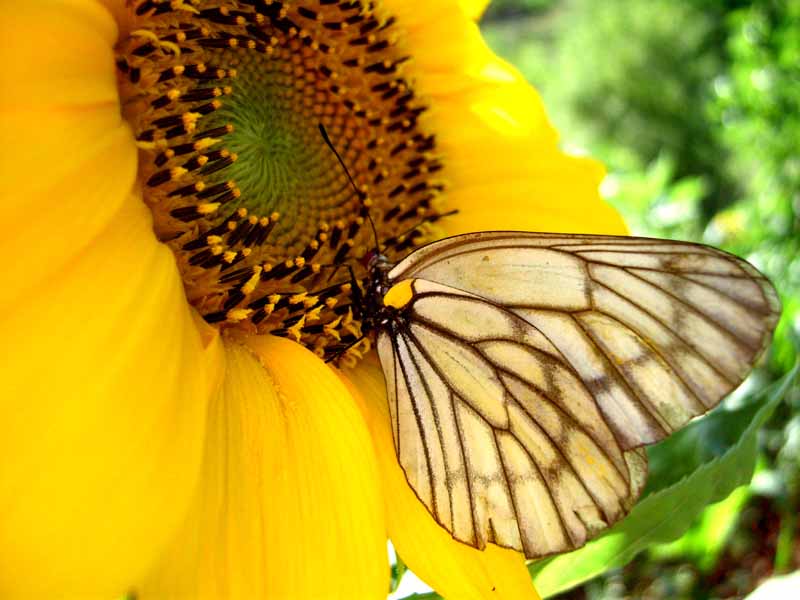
709, 0, 800, 376
484, 0, 744, 220
396, 1, 800, 598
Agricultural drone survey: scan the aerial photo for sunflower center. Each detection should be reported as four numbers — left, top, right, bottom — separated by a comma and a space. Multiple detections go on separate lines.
115, 0, 447, 362
201, 44, 344, 235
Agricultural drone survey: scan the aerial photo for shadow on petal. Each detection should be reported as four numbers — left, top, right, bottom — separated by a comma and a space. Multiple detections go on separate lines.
140, 337, 388, 600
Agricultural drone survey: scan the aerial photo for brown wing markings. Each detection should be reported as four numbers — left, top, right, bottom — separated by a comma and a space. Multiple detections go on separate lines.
448, 386, 479, 547
409, 314, 633, 539
570, 313, 694, 438
408, 304, 636, 469
562, 243, 774, 309
475, 331, 663, 455
568, 310, 677, 434
591, 277, 741, 392
572, 308, 707, 414
449, 395, 494, 550
394, 333, 436, 515
567, 303, 685, 432
404, 244, 771, 320
499, 432, 573, 554
583, 288, 738, 410
609, 264, 761, 354
728, 257, 782, 314
407, 293, 589, 397
390, 334, 401, 454
574, 249, 725, 257
581, 262, 763, 280
542, 244, 765, 281
404, 320, 582, 552
401, 328, 481, 546
379, 231, 779, 558
499, 376, 609, 537
473, 397, 573, 551
631, 267, 773, 314
408, 292, 570, 362
494, 378, 617, 548
627, 267, 776, 351
404, 277, 741, 450
391, 232, 772, 290
401, 331, 457, 533
495, 366, 632, 524
682, 271, 778, 313
561, 246, 765, 355
588, 277, 739, 386
403, 241, 768, 317
490, 427, 526, 549
477, 338, 630, 484
578, 263, 757, 280
412, 289, 589, 315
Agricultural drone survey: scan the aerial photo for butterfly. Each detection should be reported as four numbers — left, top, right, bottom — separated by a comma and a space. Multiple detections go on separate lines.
318, 123, 781, 558
351, 230, 780, 559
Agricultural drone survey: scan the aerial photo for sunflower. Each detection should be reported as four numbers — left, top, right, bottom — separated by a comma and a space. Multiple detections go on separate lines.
0, 0, 625, 598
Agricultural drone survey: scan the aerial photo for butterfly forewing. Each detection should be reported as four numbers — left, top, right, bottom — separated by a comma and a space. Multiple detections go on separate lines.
377, 231, 780, 558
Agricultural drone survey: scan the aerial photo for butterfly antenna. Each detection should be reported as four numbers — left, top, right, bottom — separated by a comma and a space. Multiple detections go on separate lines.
318, 123, 381, 253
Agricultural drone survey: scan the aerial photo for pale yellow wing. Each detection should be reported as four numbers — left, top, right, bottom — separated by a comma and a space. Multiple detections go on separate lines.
376, 232, 779, 558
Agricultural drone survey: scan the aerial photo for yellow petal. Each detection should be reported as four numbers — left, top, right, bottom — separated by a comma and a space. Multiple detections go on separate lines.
0, 1, 120, 109
0, 115, 138, 311
459, 0, 491, 21
445, 160, 627, 236
390, 2, 505, 95
341, 358, 540, 600
0, 192, 223, 598
432, 71, 624, 237
384, 0, 625, 238
0, 3, 221, 595
0, 0, 138, 311
139, 337, 388, 600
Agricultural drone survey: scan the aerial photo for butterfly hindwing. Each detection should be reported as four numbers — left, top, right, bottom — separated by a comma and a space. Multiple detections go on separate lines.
376, 232, 779, 558
377, 280, 650, 557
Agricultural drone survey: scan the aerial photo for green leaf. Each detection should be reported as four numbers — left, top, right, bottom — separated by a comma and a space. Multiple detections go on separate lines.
774, 508, 797, 573
642, 370, 776, 495
647, 481, 751, 571
529, 363, 799, 598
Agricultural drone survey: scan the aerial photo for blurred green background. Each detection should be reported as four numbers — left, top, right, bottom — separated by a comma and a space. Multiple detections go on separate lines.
391, 2, 799, 599
479, 0, 799, 598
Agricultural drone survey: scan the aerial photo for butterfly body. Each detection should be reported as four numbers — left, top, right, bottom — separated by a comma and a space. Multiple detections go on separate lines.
353, 251, 398, 335
352, 231, 780, 559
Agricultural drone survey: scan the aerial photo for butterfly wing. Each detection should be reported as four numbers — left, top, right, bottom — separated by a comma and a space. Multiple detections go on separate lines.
376, 232, 779, 558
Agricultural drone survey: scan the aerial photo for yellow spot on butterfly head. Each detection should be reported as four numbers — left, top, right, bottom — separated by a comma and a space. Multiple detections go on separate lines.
383, 278, 415, 309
